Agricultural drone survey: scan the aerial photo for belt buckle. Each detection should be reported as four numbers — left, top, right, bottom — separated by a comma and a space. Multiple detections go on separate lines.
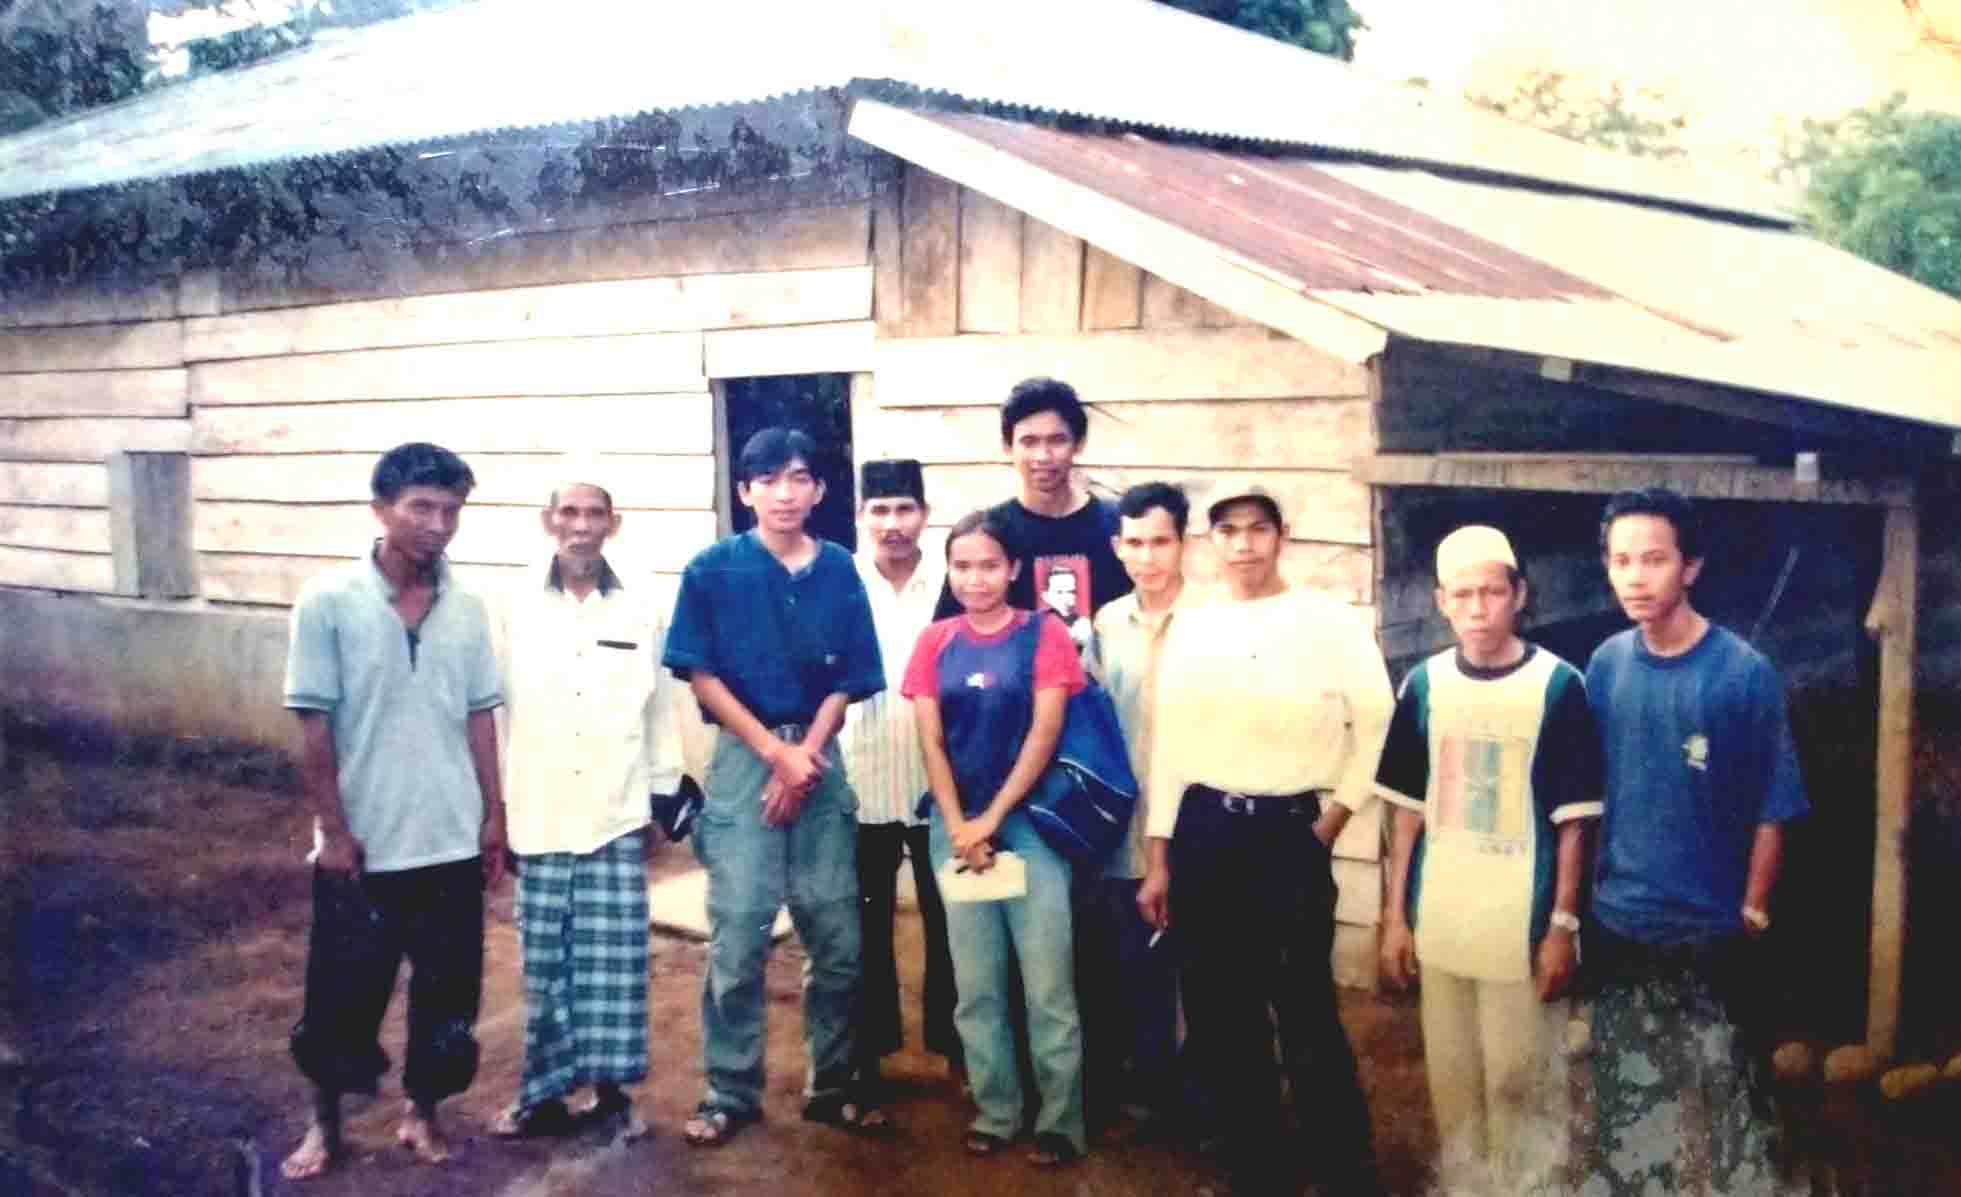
1220, 791, 1255, 815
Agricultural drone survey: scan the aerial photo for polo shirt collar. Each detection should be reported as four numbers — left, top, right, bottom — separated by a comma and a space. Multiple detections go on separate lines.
543, 555, 623, 595
855, 548, 934, 597
362, 539, 451, 599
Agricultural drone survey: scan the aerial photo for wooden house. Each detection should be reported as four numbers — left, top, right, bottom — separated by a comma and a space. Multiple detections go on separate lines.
1, 1, 1957, 1023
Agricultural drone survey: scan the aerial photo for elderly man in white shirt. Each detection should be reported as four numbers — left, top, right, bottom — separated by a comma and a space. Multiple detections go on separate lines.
493, 459, 684, 1140
840, 459, 962, 1090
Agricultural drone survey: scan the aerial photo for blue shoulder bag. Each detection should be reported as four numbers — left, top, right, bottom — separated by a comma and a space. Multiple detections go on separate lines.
1021, 613, 1140, 865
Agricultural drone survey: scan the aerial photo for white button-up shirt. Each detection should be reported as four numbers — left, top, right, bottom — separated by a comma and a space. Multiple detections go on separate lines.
840, 550, 944, 825
501, 558, 683, 856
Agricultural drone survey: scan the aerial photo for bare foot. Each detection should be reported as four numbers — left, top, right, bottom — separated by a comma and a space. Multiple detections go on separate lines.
279, 1123, 337, 1181
396, 1105, 451, 1164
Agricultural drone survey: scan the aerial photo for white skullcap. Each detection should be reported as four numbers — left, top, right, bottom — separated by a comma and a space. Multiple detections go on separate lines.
1435, 525, 1517, 580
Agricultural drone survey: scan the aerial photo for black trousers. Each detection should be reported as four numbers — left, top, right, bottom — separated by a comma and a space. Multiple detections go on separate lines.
853, 822, 959, 1069
290, 858, 484, 1106
1172, 790, 1381, 1196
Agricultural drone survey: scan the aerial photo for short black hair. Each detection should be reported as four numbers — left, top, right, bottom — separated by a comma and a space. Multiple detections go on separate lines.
371, 442, 474, 502
1117, 481, 1190, 537
944, 507, 1021, 563
1000, 377, 1088, 448
1600, 487, 1702, 561
736, 426, 820, 486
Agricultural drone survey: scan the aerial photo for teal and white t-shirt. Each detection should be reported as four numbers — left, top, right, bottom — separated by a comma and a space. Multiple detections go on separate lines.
1374, 644, 1602, 983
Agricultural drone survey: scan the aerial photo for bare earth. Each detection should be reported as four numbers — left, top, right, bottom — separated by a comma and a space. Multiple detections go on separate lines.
1, 740, 1955, 1195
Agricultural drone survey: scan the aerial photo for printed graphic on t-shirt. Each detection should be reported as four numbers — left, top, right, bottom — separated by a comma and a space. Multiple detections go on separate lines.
1683, 732, 1710, 772
1035, 554, 1093, 656
1434, 731, 1530, 850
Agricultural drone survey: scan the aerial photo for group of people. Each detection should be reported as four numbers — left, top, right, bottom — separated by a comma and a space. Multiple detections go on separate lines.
274, 375, 1806, 1197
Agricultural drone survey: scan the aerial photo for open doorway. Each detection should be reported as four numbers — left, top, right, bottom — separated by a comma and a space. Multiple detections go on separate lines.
717, 373, 856, 549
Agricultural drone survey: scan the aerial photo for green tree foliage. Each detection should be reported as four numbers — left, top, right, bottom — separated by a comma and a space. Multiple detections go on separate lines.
0, 0, 148, 134
1469, 69, 1688, 160
1157, 0, 1362, 60
1794, 98, 1961, 299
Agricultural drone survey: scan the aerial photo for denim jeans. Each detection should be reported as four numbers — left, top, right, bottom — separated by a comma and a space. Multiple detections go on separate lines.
693, 733, 861, 1118
930, 808, 1085, 1152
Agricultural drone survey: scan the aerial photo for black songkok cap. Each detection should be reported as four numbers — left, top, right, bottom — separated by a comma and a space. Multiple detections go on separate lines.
860, 458, 925, 503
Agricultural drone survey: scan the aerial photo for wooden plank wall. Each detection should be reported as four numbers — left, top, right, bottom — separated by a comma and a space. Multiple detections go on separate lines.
0, 203, 874, 607
865, 166, 1383, 983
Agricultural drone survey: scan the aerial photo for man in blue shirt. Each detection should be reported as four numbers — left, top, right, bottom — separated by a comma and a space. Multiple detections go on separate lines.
1585, 487, 1807, 1196
663, 427, 888, 1146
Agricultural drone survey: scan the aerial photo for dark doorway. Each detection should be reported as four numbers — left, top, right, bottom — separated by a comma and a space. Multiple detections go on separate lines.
720, 373, 856, 549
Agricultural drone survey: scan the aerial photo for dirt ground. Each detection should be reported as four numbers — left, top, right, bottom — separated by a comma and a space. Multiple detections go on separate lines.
1, 736, 1957, 1196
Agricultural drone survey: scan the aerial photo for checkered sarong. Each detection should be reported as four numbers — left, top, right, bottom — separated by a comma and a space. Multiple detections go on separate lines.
516, 831, 649, 1106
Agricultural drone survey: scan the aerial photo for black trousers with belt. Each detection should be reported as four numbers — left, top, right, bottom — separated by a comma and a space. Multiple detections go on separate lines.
852, 821, 960, 1072
1171, 787, 1381, 1196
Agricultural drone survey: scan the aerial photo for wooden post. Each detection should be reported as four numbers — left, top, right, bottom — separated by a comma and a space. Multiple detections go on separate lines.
107, 450, 196, 598
1863, 498, 1919, 1058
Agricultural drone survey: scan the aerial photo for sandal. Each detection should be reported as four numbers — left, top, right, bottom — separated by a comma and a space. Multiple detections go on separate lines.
963, 1130, 1010, 1156
801, 1091, 895, 1137
490, 1098, 575, 1139
1029, 1132, 1083, 1167
682, 1103, 752, 1148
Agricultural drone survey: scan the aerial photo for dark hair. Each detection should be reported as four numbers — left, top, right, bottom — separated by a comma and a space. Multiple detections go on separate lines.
736, 426, 820, 486
371, 442, 475, 502
1117, 481, 1190, 537
944, 508, 1020, 563
1599, 487, 1702, 561
1000, 377, 1088, 448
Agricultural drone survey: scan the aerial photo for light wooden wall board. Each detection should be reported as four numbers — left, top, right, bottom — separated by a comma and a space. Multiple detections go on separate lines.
957, 189, 1024, 334
1018, 218, 1084, 334
185, 267, 871, 362
190, 392, 714, 456
1081, 245, 1142, 331
193, 453, 716, 510
704, 321, 874, 379
0, 321, 184, 373
189, 333, 705, 406
198, 553, 535, 608
0, 504, 111, 553
0, 369, 189, 419
0, 287, 176, 330
898, 168, 960, 337
0, 461, 109, 508
1141, 272, 1212, 328
0, 545, 116, 593
0, 418, 191, 460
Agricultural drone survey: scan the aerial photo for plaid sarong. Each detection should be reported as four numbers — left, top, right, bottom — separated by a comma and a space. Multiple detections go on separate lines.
516, 831, 649, 1107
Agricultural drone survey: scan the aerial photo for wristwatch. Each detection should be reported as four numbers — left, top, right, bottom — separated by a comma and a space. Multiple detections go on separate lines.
1549, 910, 1581, 934
1741, 905, 1771, 932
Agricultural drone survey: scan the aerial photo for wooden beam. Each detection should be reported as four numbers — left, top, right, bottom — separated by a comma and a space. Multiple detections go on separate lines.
194, 452, 715, 509
704, 321, 875, 379
0, 461, 109, 507
198, 553, 534, 608
0, 369, 188, 418
1081, 245, 1142, 331
0, 418, 190, 460
1018, 218, 1083, 334
1575, 362, 1950, 456
0, 321, 184, 373
0, 545, 116, 593
1864, 501, 1919, 1058
849, 99, 1388, 362
899, 167, 960, 337
1355, 453, 1915, 507
108, 452, 195, 598
189, 333, 704, 406
191, 392, 714, 457
957, 188, 1024, 333
876, 327, 1369, 409
184, 268, 871, 362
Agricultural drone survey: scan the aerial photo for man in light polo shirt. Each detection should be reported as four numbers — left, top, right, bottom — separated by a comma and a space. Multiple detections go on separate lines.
279, 442, 506, 1180
840, 459, 960, 1092
493, 459, 686, 1140
1143, 484, 1393, 1197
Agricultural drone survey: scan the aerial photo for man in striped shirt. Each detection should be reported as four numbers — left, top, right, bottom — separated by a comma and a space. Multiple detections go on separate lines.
841, 459, 960, 1090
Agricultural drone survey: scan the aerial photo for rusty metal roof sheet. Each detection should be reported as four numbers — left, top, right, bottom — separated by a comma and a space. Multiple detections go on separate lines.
0, 0, 1789, 221
863, 107, 1961, 432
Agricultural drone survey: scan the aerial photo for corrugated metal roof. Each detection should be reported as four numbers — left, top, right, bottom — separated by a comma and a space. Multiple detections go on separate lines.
0, 0, 1789, 221
862, 108, 1961, 434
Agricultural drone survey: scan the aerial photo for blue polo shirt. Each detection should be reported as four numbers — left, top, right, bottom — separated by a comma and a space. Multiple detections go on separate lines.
663, 531, 884, 727
282, 545, 503, 873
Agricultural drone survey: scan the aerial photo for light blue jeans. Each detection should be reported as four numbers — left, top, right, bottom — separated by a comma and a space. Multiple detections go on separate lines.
930, 808, 1085, 1151
693, 733, 861, 1118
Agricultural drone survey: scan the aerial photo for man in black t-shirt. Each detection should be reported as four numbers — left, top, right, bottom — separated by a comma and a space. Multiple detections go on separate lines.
933, 377, 1132, 625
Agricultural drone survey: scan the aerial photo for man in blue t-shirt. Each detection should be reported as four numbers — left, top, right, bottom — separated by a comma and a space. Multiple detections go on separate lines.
1584, 487, 1807, 1195
662, 427, 888, 1146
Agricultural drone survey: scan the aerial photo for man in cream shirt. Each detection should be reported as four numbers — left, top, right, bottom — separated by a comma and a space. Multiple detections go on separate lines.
1141, 485, 1393, 1197
495, 459, 683, 1139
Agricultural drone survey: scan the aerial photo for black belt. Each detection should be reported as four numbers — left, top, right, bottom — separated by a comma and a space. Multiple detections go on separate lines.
765, 721, 814, 741
1190, 784, 1324, 817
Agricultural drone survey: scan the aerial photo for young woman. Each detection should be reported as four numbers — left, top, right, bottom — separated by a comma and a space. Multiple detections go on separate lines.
902, 509, 1087, 1166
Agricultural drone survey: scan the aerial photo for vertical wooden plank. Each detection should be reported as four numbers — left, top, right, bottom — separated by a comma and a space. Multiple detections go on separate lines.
1198, 297, 1242, 327
871, 189, 905, 337
710, 382, 734, 537
1865, 500, 1919, 1058
1082, 246, 1142, 331
1141, 272, 1210, 327
1018, 219, 1084, 334
178, 269, 221, 318
899, 167, 960, 338
957, 189, 1023, 334
108, 451, 196, 598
